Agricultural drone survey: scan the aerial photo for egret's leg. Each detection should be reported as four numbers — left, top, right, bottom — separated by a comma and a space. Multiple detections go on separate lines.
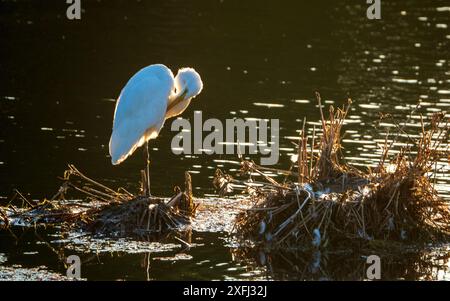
145, 141, 152, 197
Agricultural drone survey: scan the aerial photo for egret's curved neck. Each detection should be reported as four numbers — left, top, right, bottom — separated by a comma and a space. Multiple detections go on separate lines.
167, 89, 188, 113
165, 67, 202, 119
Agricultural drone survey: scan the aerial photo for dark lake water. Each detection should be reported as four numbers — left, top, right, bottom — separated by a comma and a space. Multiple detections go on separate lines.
0, 0, 449, 280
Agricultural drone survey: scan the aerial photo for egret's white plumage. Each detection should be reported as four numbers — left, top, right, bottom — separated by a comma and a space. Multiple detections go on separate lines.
166, 67, 203, 119
109, 64, 203, 165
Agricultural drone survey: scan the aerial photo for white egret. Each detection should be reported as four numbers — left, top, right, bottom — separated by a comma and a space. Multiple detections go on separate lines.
109, 64, 203, 196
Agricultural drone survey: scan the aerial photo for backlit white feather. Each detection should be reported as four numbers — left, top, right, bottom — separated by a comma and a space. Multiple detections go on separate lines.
109, 64, 203, 165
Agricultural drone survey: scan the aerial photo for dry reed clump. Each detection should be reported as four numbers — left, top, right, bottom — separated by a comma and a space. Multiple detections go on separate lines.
215, 93, 450, 250
0, 165, 196, 238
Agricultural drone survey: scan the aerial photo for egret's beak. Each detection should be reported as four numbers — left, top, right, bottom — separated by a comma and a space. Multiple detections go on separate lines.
167, 89, 188, 112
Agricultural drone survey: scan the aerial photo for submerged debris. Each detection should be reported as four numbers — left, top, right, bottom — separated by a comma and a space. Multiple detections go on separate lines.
215, 93, 450, 251
0, 265, 79, 281
0, 165, 196, 238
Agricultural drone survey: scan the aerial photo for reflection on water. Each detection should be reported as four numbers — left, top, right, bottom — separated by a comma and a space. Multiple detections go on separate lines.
0, 0, 449, 280
232, 245, 450, 280
1, 226, 449, 280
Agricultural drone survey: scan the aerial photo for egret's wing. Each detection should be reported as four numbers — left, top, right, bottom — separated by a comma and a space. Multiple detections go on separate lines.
109, 65, 174, 165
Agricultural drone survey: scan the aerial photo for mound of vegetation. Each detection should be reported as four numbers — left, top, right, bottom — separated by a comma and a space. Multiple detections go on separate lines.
214, 94, 450, 251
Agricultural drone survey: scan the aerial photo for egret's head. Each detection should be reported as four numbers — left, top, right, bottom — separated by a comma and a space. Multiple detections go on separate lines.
174, 68, 203, 100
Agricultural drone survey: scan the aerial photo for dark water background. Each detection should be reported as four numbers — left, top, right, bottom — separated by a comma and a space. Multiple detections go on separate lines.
0, 0, 449, 280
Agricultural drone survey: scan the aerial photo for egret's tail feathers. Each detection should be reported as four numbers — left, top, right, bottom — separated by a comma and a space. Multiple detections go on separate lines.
109, 126, 159, 165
